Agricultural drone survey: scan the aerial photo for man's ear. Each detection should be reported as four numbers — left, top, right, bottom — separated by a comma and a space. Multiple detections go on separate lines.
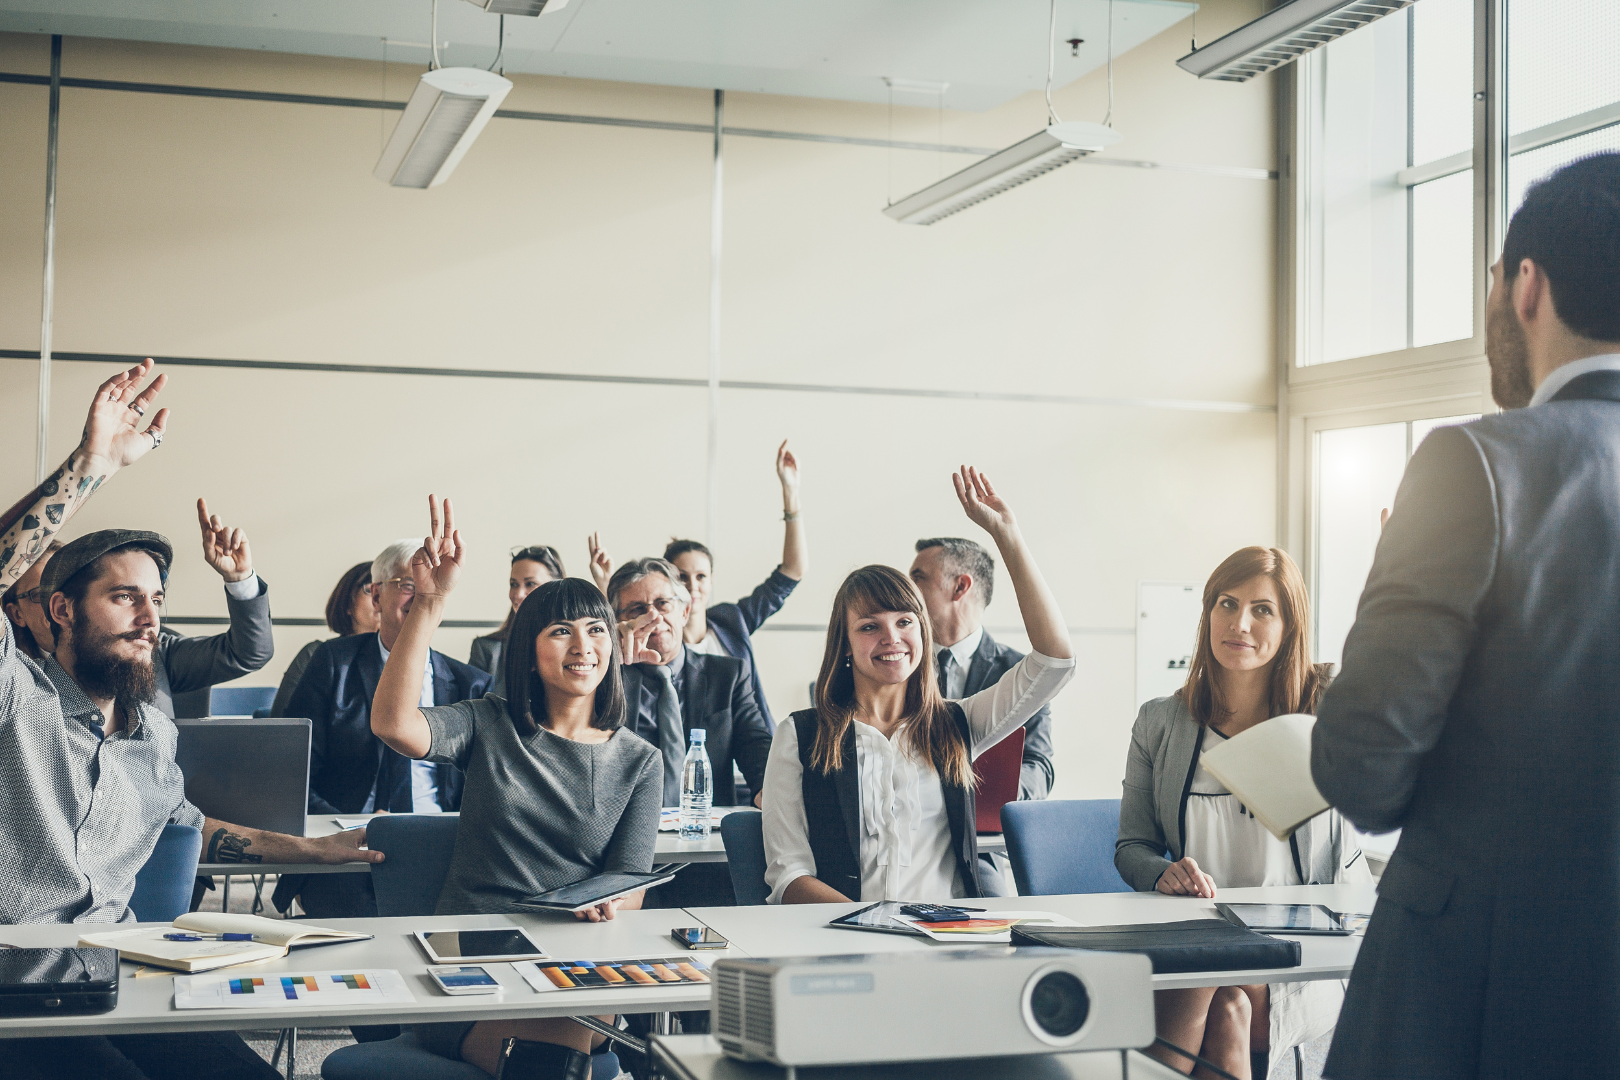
952, 574, 974, 604
1512, 258, 1547, 325
3, 602, 20, 629
47, 592, 70, 635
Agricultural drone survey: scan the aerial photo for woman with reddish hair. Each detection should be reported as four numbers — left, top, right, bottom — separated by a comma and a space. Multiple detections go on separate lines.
1116, 546, 1371, 1080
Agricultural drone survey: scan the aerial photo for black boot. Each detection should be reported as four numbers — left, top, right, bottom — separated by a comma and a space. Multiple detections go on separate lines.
1250, 1049, 1270, 1080
495, 1038, 592, 1080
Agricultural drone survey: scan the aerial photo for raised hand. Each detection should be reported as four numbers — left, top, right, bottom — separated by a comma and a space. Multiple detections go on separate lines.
81, 359, 169, 470
409, 495, 464, 602
587, 531, 614, 592
953, 465, 1016, 540
196, 498, 254, 583
776, 439, 801, 496
617, 611, 662, 666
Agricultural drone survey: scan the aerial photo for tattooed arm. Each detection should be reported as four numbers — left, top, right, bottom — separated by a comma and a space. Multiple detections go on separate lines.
200, 816, 384, 866
0, 359, 171, 589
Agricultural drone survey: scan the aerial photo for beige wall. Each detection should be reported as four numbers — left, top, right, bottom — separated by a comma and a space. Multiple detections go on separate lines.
0, 0, 1277, 802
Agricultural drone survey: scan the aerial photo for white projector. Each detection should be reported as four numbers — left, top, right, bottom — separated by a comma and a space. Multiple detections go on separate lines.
712, 948, 1155, 1067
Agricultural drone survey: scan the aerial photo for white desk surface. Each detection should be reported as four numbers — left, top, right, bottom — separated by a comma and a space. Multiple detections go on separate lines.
650, 1035, 1186, 1080
198, 815, 1005, 876
685, 884, 1376, 992
0, 909, 738, 1038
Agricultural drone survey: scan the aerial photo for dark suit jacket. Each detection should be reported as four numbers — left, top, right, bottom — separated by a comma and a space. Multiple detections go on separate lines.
961, 630, 1056, 800
706, 568, 799, 732
621, 648, 772, 804
277, 632, 490, 815
156, 578, 276, 718
1311, 371, 1620, 1080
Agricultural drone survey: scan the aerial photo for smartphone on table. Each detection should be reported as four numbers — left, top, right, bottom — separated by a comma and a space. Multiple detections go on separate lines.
670, 926, 729, 950
428, 965, 503, 995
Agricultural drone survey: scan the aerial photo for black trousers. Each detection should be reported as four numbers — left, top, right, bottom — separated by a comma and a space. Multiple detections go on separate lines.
10, 1031, 280, 1080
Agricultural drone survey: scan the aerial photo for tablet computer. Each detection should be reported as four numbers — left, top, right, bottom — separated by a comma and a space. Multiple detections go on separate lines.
416, 926, 549, 964
1214, 903, 1352, 936
515, 868, 682, 913
826, 902, 929, 938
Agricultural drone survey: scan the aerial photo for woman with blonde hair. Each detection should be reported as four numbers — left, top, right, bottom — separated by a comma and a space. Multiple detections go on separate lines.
1116, 546, 1370, 1080
761, 467, 1074, 904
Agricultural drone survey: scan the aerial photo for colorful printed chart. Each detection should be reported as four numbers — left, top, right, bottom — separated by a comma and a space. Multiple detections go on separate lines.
175, 968, 414, 1010
514, 957, 710, 993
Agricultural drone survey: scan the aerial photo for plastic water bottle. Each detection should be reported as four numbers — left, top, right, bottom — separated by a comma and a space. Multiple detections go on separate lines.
679, 729, 714, 839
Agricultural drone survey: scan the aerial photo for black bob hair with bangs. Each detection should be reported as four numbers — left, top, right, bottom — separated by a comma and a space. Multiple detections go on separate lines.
503, 577, 627, 737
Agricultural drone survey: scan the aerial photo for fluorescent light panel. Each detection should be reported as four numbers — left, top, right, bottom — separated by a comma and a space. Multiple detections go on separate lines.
464, 0, 556, 14
374, 67, 512, 189
1176, 0, 1415, 83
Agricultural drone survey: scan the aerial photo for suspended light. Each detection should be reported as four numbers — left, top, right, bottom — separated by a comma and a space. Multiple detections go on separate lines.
1177, 0, 1415, 83
374, 67, 512, 189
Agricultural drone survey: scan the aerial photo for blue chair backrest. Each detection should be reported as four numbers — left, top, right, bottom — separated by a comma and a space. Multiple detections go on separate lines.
367, 815, 461, 917
1001, 799, 1132, 895
720, 810, 769, 906
208, 686, 278, 716
130, 824, 203, 922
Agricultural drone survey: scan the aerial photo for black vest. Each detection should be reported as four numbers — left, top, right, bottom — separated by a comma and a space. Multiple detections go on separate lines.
790, 704, 982, 901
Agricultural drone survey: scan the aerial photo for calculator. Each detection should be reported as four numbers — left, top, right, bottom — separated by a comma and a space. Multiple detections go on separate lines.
899, 903, 986, 923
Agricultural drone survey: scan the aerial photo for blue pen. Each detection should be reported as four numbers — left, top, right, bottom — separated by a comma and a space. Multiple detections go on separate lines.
163, 933, 255, 942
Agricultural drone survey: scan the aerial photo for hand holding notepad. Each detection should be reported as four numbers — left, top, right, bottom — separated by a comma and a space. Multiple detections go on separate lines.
1199, 713, 1330, 841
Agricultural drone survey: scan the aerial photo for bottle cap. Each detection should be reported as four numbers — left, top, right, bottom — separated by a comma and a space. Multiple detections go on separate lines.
689, 728, 706, 744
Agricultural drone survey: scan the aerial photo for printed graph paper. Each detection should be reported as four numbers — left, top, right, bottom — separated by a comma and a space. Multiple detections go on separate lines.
176, 968, 411, 1010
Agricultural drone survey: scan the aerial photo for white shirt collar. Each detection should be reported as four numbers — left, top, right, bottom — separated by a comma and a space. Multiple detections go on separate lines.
942, 624, 984, 670
1529, 353, 1620, 408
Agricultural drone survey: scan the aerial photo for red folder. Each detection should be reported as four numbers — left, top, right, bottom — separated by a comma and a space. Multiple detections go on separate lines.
973, 727, 1024, 834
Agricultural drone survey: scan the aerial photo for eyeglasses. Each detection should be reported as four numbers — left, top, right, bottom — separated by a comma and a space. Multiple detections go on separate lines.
617, 596, 680, 619
15, 587, 43, 605
376, 577, 416, 596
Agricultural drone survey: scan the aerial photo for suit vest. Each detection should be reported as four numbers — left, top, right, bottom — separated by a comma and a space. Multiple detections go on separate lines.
789, 704, 982, 901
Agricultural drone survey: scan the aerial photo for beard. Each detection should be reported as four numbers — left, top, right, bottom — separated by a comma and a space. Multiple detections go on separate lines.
67, 609, 157, 711
1486, 294, 1535, 409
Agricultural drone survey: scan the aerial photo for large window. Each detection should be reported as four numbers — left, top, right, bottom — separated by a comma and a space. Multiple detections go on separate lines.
1506, 2, 1620, 213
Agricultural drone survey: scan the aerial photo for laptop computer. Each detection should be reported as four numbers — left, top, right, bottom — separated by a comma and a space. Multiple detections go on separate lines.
174, 718, 312, 837
973, 727, 1024, 834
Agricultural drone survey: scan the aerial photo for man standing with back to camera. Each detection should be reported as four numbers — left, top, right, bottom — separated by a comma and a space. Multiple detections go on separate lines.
1312, 154, 1620, 1078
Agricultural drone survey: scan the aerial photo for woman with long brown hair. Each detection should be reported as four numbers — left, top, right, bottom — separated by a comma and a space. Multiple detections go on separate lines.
1115, 546, 1370, 1080
761, 466, 1074, 904
467, 545, 566, 687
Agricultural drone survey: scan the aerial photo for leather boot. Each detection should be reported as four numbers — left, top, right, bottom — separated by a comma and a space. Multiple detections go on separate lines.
494, 1037, 593, 1080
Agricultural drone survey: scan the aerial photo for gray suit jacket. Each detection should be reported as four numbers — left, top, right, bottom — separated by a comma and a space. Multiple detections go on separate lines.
468, 635, 503, 690
1312, 371, 1620, 1080
156, 578, 275, 718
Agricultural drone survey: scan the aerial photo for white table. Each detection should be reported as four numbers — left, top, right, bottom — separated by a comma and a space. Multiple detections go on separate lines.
685, 884, 1375, 991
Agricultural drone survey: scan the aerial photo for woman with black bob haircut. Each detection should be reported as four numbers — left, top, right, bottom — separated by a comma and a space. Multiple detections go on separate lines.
372, 497, 661, 1080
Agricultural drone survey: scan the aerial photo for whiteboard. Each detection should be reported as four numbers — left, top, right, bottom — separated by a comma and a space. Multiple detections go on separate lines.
1135, 581, 1203, 709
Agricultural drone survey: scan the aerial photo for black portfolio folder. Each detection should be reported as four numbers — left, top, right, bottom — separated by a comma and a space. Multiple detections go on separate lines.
1011, 918, 1303, 974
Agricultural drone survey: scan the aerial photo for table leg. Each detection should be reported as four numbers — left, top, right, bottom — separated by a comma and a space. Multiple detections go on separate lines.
653, 1012, 672, 1036
221, 874, 232, 913
286, 1026, 297, 1079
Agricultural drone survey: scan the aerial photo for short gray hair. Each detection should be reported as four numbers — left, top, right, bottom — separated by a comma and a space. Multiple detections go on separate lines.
915, 537, 995, 607
606, 557, 689, 612
371, 539, 420, 588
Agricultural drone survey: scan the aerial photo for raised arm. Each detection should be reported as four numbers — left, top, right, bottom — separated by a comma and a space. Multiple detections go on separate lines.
161, 497, 274, 692
587, 532, 614, 594
371, 495, 461, 760
776, 440, 806, 581
953, 466, 1071, 661
1, 360, 169, 588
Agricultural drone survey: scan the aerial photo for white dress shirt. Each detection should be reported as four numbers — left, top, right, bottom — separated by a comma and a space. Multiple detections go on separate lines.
762, 649, 1075, 904
936, 625, 983, 701
221, 575, 262, 602
1182, 727, 1300, 889
362, 637, 442, 814
1528, 352, 1620, 408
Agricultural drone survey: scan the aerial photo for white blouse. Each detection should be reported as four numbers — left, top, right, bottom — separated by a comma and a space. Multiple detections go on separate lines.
1182, 726, 1300, 889
762, 650, 1076, 904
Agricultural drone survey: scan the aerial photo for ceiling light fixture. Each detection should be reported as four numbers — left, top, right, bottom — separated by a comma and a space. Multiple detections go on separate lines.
464, 0, 570, 15
1176, 0, 1414, 83
883, 0, 1121, 225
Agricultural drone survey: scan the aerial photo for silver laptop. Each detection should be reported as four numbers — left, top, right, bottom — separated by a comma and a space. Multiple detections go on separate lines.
174, 718, 311, 837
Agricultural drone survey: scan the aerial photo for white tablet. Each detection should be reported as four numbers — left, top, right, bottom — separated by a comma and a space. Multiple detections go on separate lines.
414, 926, 548, 964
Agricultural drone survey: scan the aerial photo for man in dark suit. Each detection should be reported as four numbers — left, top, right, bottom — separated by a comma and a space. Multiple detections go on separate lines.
1312, 154, 1620, 1079
609, 557, 771, 908
273, 539, 490, 919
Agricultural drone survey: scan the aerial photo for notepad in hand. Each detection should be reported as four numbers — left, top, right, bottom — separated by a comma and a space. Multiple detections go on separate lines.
1198, 713, 1329, 841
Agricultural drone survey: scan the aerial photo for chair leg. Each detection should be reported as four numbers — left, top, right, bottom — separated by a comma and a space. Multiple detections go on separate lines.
270, 1028, 286, 1068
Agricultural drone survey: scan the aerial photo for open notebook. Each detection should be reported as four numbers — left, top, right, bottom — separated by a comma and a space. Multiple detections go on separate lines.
80, 912, 370, 973
1198, 713, 1330, 841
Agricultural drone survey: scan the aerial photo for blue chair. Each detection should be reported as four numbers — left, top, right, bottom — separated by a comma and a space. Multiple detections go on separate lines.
322, 815, 621, 1080
207, 685, 277, 716
719, 810, 769, 906
129, 824, 203, 922
1001, 799, 1132, 895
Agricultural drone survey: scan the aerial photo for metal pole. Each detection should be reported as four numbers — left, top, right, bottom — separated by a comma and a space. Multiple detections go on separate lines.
706, 89, 724, 545
36, 34, 61, 484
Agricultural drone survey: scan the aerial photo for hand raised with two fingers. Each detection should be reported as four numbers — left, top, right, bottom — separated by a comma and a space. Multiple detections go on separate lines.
587, 532, 614, 593
409, 495, 465, 604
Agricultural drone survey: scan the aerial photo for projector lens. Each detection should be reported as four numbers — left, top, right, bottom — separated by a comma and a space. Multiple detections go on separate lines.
1029, 971, 1090, 1038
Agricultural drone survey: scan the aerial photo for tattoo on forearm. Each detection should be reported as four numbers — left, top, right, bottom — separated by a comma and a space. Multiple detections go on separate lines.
206, 828, 264, 865
0, 458, 108, 588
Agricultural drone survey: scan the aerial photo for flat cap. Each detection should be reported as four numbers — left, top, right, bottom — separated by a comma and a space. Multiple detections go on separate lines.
41, 529, 173, 598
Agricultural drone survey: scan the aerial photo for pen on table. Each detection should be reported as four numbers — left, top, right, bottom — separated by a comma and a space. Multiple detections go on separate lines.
163, 933, 256, 941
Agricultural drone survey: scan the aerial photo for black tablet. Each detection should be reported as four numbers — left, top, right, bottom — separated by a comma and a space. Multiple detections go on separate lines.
826, 902, 928, 938
516, 868, 682, 912
1215, 903, 1353, 936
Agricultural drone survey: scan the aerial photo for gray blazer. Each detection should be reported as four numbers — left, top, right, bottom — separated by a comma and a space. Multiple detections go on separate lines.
468, 635, 503, 690
1312, 371, 1620, 1080
155, 578, 275, 718
1116, 693, 1364, 893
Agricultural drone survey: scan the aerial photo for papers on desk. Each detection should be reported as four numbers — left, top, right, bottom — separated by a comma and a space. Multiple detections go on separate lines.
173, 968, 414, 1010
895, 911, 1078, 944
79, 913, 371, 973
333, 818, 371, 830
514, 957, 711, 993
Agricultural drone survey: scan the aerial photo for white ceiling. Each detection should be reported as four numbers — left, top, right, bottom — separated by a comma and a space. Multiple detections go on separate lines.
0, 0, 1196, 111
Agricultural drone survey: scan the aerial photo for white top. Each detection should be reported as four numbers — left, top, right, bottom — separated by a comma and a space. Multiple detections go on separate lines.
1528, 351, 1620, 407
688, 628, 731, 657
362, 638, 442, 814
935, 625, 983, 701
1182, 727, 1299, 889
762, 650, 1075, 904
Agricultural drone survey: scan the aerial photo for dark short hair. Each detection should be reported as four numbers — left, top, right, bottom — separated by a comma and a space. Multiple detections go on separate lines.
915, 537, 995, 607
324, 562, 372, 637
48, 542, 171, 635
663, 539, 713, 566
605, 557, 684, 612
504, 578, 626, 736
512, 545, 566, 580
1503, 152, 1620, 341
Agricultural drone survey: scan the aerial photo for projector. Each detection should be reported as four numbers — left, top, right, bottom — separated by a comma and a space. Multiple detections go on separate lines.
712, 948, 1154, 1067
